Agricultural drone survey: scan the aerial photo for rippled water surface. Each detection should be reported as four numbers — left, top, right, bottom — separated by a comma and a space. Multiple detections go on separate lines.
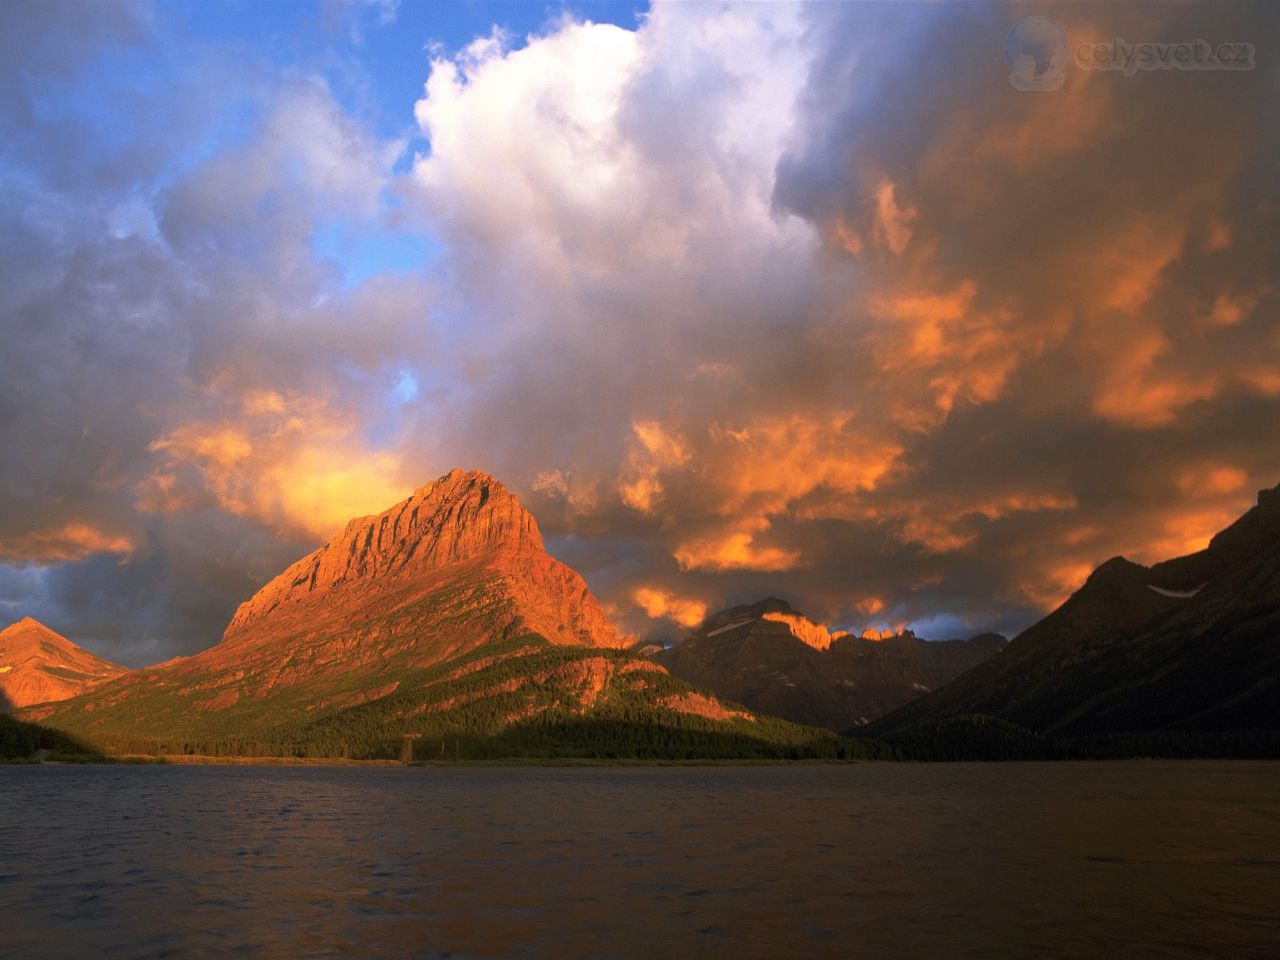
1, 762, 1278, 959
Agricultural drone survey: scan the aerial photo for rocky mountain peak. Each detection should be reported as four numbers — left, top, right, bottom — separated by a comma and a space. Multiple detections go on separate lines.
697, 597, 798, 633
1085, 555, 1148, 583
228, 469, 547, 631
3, 616, 69, 651
223, 468, 625, 653
0, 617, 126, 710
658, 598, 1006, 731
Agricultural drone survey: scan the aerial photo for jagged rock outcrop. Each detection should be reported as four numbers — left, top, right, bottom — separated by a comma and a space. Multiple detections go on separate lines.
654, 598, 1005, 731
224, 469, 616, 649
0, 617, 126, 710
872, 482, 1280, 752
759, 610, 848, 650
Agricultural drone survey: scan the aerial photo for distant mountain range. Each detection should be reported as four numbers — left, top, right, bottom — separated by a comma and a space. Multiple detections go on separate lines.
652, 598, 1005, 731
10, 472, 1280, 762
870, 484, 1280, 758
0, 617, 125, 710
21, 471, 857, 761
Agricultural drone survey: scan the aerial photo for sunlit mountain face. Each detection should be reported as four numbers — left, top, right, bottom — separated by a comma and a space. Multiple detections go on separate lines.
1, 1, 1277, 668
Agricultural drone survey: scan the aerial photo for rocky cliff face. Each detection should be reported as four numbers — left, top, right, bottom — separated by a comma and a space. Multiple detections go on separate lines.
0, 617, 126, 710
655, 598, 1005, 730
227, 470, 546, 631
220, 469, 619, 654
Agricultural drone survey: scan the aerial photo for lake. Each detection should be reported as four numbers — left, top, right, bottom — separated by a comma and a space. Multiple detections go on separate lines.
1, 762, 1277, 959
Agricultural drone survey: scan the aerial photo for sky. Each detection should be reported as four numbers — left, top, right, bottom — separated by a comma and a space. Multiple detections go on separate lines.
1, 0, 1278, 667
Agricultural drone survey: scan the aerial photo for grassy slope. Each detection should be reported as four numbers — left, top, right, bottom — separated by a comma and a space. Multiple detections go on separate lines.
36, 632, 887, 761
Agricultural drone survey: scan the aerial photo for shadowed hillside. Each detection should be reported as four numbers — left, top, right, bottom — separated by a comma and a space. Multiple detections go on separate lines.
1, 685, 103, 762
870, 484, 1280, 759
655, 598, 1004, 731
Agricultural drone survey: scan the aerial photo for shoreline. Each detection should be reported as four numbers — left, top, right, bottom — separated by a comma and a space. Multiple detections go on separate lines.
6, 754, 1277, 768
9, 754, 874, 768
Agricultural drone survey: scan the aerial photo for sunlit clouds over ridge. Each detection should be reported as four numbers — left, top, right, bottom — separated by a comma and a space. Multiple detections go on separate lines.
1, 1, 1277, 665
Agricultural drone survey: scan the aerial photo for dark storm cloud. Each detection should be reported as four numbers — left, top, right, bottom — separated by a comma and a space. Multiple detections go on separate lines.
408, 2, 1280, 640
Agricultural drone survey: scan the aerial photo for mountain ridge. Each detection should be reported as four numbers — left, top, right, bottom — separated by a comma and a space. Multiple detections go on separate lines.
870, 483, 1280, 756
22, 470, 860, 761
654, 598, 1005, 731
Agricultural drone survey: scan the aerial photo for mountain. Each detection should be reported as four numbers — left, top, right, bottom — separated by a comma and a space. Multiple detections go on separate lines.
870, 484, 1280, 758
24, 470, 862, 761
219, 468, 620, 653
0, 617, 126, 710
653, 598, 1006, 731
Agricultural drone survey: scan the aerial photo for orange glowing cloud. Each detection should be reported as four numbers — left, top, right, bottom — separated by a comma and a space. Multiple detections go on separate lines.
631, 587, 708, 628
1092, 365, 1218, 429
856, 596, 886, 616
0, 522, 135, 564
1089, 322, 1219, 429
614, 411, 903, 573
873, 281, 975, 365
1174, 464, 1249, 499
672, 413, 903, 572
872, 177, 916, 256
889, 489, 1079, 556
1018, 560, 1099, 612
674, 525, 800, 573
153, 425, 253, 469
619, 420, 690, 514
1205, 293, 1256, 329
1138, 506, 1248, 564
145, 391, 413, 540
707, 413, 902, 513
869, 280, 1064, 416
1096, 221, 1185, 316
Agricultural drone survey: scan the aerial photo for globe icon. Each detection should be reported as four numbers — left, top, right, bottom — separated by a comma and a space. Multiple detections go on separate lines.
1005, 17, 1069, 91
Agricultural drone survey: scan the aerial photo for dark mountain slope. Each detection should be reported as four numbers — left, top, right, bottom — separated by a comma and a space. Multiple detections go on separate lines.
655, 598, 1005, 731
871, 485, 1280, 756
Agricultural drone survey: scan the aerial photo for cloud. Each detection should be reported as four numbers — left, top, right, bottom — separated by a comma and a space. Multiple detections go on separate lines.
872, 178, 917, 256
407, 0, 1280, 643
0, 523, 134, 565
3, 0, 1279, 663
631, 587, 707, 629
0, 5, 432, 661
145, 389, 415, 540
619, 421, 691, 514
1174, 464, 1249, 499
674, 524, 801, 575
